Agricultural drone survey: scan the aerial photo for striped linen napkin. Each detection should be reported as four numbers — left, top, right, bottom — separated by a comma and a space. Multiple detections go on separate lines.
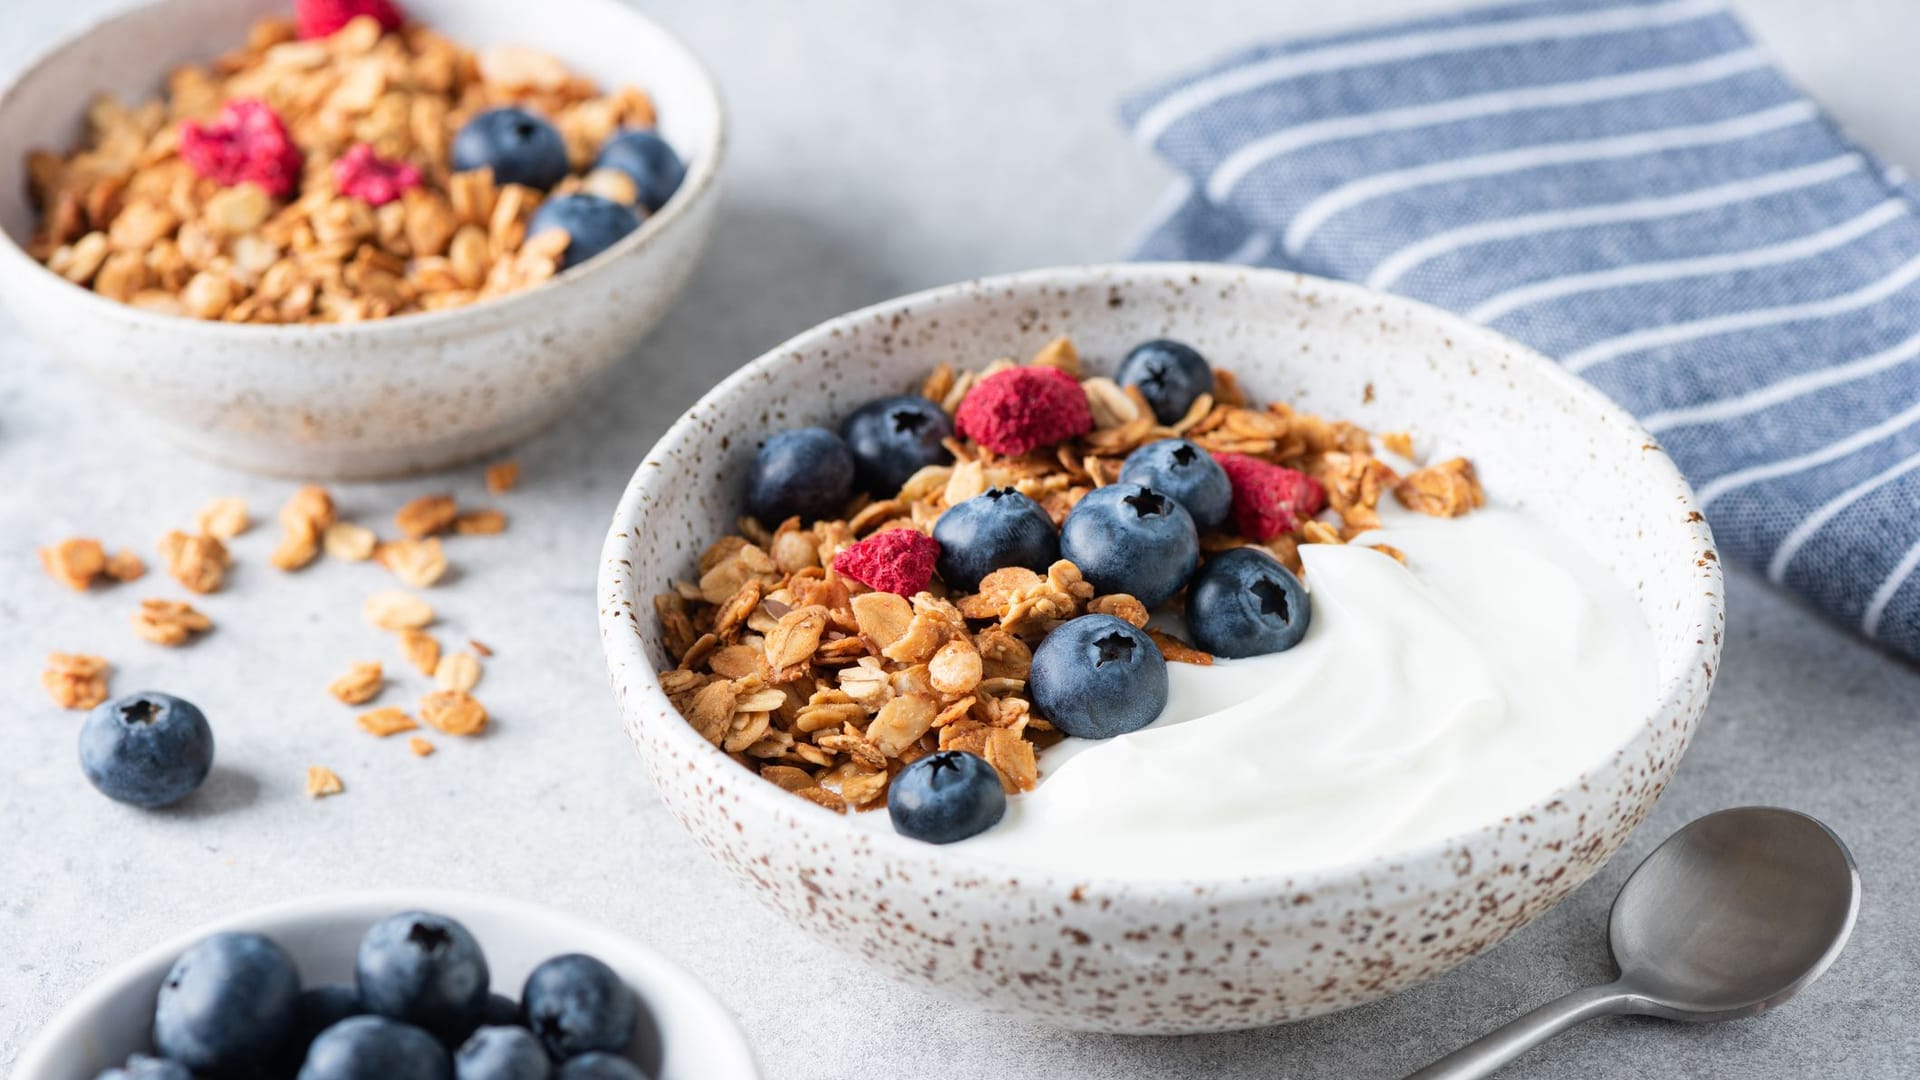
1123, 0, 1920, 660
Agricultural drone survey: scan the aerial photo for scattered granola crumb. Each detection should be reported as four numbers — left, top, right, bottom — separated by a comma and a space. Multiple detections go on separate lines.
327, 660, 384, 705
40, 538, 107, 590
365, 590, 434, 630
104, 549, 146, 583
468, 639, 493, 657
485, 460, 520, 494
157, 530, 230, 594
452, 509, 507, 535
407, 736, 436, 757
42, 653, 110, 710
305, 765, 345, 798
194, 497, 251, 541
419, 689, 487, 735
394, 494, 458, 539
356, 706, 418, 737
132, 599, 213, 646
322, 522, 377, 562
399, 628, 442, 676
272, 486, 336, 571
375, 537, 448, 587
1380, 431, 1415, 460
434, 651, 482, 693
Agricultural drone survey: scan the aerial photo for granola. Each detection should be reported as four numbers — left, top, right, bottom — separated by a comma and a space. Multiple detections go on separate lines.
24, 12, 664, 322
132, 599, 214, 646
42, 653, 111, 710
655, 335, 1483, 816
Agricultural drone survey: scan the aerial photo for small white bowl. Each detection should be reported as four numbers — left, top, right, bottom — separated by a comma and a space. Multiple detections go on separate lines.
598, 263, 1725, 1034
0, 0, 724, 479
11, 889, 759, 1079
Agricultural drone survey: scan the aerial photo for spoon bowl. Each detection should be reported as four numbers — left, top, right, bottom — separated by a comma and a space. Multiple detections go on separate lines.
1408, 806, 1860, 1079
1611, 806, 1861, 1020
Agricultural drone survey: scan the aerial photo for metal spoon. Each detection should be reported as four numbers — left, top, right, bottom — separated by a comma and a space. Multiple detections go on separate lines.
1406, 806, 1860, 1079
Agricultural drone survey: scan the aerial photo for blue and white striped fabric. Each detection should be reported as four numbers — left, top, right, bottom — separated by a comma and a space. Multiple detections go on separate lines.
1123, 0, 1920, 661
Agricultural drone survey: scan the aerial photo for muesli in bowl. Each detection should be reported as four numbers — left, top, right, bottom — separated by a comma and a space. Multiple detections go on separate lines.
650, 332, 1659, 880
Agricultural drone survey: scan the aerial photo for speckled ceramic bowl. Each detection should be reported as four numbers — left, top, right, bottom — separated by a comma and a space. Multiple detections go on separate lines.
0, 0, 723, 479
598, 264, 1724, 1034
12, 889, 759, 1079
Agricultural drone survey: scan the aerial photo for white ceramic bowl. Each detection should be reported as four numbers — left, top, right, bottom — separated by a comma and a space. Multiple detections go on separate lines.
0, 0, 724, 479
598, 264, 1724, 1034
11, 889, 759, 1079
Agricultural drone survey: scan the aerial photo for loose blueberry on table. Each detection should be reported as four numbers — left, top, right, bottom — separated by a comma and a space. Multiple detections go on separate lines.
90, 911, 658, 1080
78, 691, 214, 808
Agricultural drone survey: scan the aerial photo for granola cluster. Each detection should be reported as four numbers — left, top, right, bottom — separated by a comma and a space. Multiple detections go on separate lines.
25, 14, 658, 322
656, 337, 1484, 815
38, 461, 517, 798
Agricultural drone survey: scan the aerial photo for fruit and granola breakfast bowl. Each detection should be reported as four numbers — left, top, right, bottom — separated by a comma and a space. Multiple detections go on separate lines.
0, 0, 724, 478
598, 264, 1723, 1034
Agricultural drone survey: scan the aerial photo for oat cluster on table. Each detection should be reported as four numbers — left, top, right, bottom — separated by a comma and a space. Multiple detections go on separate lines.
25, 6, 664, 323
37, 460, 518, 803
655, 336, 1485, 819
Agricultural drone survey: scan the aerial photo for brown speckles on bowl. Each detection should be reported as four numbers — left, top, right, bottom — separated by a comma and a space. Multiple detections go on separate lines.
597, 264, 1723, 1034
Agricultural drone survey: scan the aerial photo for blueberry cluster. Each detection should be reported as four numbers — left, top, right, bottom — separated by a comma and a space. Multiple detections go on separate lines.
736, 340, 1316, 848
452, 109, 687, 271
94, 911, 654, 1080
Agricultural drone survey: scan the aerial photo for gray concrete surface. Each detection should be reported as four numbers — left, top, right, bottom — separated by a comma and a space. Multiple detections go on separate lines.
3, 1, 1917, 1076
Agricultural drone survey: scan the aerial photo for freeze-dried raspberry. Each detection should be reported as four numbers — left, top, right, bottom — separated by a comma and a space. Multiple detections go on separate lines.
832, 528, 940, 597
954, 366, 1093, 457
297, 0, 405, 40
333, 144, 423, 206
178, 99, 303, 198
1216, 453, 1327, 541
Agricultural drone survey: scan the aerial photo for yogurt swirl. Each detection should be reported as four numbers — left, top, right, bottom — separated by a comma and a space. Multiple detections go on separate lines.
945, 505, 1658, 881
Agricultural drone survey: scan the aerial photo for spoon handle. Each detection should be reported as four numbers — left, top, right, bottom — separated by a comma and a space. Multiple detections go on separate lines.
1403, 983, 1636, 1080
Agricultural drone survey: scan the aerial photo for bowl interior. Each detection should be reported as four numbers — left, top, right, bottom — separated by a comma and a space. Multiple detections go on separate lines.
604, 263, 1719, 888
12, 890, 758, 1080
0, 0, 723, 270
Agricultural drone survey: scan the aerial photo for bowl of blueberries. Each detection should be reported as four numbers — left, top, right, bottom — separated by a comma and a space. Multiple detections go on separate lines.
0, 0, 725, 478
12, 891, 758, 1079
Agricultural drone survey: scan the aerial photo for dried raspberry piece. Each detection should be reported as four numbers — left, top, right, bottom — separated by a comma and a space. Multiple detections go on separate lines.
832, 528, 940, 597
333, 144, 423, 206
297, 0, 405, 40
954, 366, 1093, 457
178, 99, 303, 199
1216, 453, 1327, 541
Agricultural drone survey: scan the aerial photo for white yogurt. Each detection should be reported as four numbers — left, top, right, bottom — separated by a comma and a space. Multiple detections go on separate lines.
946, 504, 1658, 881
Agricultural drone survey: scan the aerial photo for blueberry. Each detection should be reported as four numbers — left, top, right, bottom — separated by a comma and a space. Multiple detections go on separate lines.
1118, 439, 1231, 531
838, 394, 954, 495
1029, 614, 1169, 739
555, 1053, 648, 1080
93, 1054, 191, 1080
1058, 484, 1199, 608
77, 692, 213, 808
1185, 547, 1312, 658
451, 108, 570, 191
278, 984, 367, 1072
153, 932, 301, 1072
527, 194, 641, 271
482, 993, 523, 1028
594, 130, 685, 212
887, 750, 1006, 844
356, 911, 491, 1044
1116, 339, 1212, 425
298, 1016, 450, 1080
456, 1026, 551, 1080
743, 428, 855, 525
930, 487, 1059, 591
522, 954, 636, 1060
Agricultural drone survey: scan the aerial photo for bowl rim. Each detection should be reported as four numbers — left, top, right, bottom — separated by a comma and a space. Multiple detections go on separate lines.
9, 887, 761, 1079
0, 0, 728, 338
598, 261, 1724, 900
